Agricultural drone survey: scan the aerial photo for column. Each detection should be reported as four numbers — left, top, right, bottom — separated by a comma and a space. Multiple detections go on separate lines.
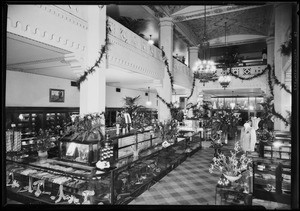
273, 3, 292, 131
266, 37, 274, 66
158, 17, 174, 121
188, 46, 199, 69
79, 5, 107, 115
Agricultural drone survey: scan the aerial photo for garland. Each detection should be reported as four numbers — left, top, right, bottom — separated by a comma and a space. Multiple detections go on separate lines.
267, 65, 274, 96
266, 65, 290, 126
161, 48, 174, 92
75, 19, 110, 89
279, 33, 292, 56
156, 93, 172, 109
187, 73, 196, 100
228, 65, 270, 80
271, 65, 292, 94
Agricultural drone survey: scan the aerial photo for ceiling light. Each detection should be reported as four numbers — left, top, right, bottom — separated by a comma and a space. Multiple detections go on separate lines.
192, 5, 217, 86
218, 75, 231, 89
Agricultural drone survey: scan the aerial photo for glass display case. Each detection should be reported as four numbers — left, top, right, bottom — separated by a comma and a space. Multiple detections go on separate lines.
252, 157, 291, 205
6, 130, 202, 205
59, 140, 101, 166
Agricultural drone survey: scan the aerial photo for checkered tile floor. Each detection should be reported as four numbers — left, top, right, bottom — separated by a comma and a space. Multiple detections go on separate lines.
130, 139, 291, 209
129, 143, 219, 205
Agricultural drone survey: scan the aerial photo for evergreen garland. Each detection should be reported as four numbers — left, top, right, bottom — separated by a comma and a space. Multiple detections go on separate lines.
267, 65, 274, 96
266, 65, 290, 126
279, 33, 292, 56
156, 93, 172, 109
187, 73, 196, 100
228, 65, 270, 80
75, 19, 111, 89
271, 65, 292, 94
161, 48, 174, 92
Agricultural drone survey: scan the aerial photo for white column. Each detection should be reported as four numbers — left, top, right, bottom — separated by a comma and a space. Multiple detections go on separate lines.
273, 3, 292, 131
188, 46, 199, 69
80, 5, 106, 115
158, 17, 174, 121
266, 37, 274, 66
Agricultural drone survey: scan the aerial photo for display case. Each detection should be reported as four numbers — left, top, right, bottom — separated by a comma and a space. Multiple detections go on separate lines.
59, 140, 101, 166
252, 157, 291, 205
6, 130, 202, 205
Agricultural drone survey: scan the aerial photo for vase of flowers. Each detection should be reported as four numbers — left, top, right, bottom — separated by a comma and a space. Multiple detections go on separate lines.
209, 141, 252, 183
36, 129, 55, 163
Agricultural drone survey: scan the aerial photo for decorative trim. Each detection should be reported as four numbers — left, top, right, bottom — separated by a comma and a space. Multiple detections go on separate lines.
7, 17, 86, 52
38, 5, 88, 30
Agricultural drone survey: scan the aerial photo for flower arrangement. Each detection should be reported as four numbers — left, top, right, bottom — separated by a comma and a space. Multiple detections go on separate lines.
36, 129, 55, 152
153, 119, 178, 142
209, 141, 252, 177
63, 112, 105, 142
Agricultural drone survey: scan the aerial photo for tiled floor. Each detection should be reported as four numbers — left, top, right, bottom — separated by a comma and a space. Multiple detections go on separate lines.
130, 139, 291, 209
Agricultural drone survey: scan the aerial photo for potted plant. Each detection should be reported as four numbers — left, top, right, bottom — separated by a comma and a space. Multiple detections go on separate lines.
36, 129, 55, 163
153, 119, 178, 144
63, 112, 105, 142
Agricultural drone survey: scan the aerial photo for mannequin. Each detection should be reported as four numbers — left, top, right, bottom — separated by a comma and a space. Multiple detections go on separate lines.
240, 120, 257, 152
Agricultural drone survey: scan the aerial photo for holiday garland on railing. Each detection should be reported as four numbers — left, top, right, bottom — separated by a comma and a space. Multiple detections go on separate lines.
228, 65, 270, 80
75, 19, 111, 89
161, 48, 174, 92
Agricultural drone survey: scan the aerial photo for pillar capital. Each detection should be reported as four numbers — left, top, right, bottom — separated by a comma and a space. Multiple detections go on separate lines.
159, 17, 174, 27
188, 46, 199, 53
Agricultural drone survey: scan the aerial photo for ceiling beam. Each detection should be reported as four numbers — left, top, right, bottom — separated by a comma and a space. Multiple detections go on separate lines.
172, 5, 269, 23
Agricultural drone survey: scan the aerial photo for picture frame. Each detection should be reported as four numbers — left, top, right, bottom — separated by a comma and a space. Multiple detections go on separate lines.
49, 89, 65, 102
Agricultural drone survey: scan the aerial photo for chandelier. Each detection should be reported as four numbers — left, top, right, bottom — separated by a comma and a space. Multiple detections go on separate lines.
218, 22, 231, 89
218, 75, 231, 89
192, 5, 217, 85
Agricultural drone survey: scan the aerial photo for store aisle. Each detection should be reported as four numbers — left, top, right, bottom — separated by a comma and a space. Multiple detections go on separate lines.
130, 143, 220, 205
130, 140, 290, 209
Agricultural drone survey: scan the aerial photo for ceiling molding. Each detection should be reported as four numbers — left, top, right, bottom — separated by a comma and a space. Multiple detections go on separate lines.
172, 5, 269, 22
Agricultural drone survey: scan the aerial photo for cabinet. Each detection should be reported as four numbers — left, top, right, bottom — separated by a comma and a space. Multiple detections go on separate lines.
252, 157, 291, 205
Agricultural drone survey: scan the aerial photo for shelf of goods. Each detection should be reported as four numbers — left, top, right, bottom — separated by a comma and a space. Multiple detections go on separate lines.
6, 130, 202, 205
252, 157, 291, 205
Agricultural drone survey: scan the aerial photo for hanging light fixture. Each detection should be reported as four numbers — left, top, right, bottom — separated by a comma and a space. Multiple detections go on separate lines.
218, 22, 231, 89
146, 87, 152, 106
192, 5, 217, 85
148, 35, 154, 45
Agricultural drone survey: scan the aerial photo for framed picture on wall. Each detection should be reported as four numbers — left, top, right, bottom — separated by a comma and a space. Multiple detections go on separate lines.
49, 89, 65, 102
